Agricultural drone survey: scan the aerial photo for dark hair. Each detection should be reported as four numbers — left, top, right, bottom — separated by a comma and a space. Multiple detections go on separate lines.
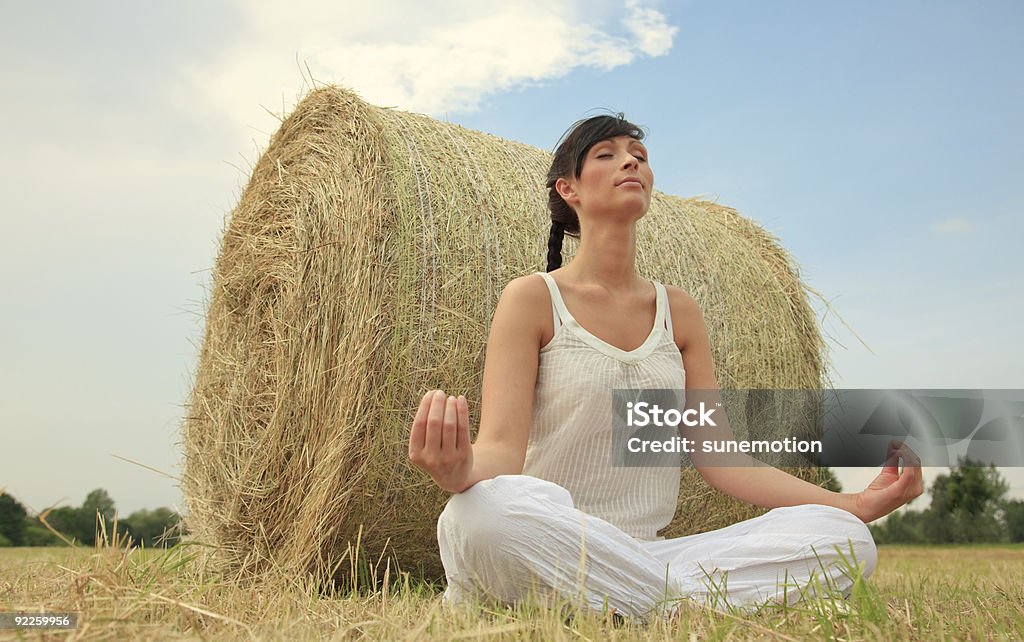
545, 113, 645, 272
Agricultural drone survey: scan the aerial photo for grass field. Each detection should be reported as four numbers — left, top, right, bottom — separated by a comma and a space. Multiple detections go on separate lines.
1, 543, 1022, 640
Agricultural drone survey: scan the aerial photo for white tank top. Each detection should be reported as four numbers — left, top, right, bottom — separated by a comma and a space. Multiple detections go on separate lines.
522, 271, 687, 540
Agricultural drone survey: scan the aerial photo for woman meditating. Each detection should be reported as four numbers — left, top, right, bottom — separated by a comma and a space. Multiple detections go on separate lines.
407, 113, 923, 618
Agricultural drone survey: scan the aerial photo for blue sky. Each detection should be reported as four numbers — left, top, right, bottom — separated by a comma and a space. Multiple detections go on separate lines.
1, 0, 1021, 516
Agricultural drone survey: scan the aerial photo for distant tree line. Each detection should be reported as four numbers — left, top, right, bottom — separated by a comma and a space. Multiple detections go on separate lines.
4, 462, 1020, 548
0, 489, 184, 548
871, 457, 1024, 544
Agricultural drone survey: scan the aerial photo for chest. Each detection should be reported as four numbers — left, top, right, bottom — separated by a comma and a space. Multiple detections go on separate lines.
542, 288, 659, 353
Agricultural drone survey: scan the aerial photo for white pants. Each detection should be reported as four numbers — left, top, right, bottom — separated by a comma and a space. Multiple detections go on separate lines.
437, 475, 877, 618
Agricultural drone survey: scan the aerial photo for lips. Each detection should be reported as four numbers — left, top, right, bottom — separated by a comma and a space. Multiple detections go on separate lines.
617, 177, 643, 187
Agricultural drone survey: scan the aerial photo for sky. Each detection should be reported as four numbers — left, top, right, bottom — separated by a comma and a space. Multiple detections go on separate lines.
1, 0, 1021, 518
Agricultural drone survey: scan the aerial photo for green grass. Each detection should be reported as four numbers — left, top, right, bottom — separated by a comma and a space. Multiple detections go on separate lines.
0, 543, 1022, 640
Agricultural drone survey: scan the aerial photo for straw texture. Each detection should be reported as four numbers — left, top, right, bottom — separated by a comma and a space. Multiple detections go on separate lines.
182, 86, 830, 584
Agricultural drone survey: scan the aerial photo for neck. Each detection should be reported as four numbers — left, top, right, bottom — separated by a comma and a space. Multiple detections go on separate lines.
558, 217, 642, 294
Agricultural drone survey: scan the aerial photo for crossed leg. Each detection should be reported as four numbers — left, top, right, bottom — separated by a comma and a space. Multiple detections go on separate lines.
437, 475, 877, 618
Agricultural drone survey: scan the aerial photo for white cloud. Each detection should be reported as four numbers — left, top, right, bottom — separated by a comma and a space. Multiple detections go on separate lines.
180, 0, 678, 144
930, 217, 973, 234
624, 0, 678, 56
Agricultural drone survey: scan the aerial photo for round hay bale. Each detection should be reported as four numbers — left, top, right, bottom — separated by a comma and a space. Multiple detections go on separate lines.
182, 85, 829, 584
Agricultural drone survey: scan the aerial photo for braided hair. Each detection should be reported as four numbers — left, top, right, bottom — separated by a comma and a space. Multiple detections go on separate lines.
544, 113, 646, 272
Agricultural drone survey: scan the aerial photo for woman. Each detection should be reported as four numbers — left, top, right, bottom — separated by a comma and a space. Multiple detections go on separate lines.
408, 113, 922, 618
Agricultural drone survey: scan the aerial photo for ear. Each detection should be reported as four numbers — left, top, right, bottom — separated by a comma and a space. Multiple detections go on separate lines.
555, 177, 580, 208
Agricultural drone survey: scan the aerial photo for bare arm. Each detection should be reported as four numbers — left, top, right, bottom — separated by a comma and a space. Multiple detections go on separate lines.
667, 286, 924, 523
409, 276, 542, 493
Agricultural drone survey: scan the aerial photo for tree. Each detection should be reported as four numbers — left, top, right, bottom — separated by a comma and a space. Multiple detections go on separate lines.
38, 489, 119, 546
42, 506, 88, 545
21, 516, 62, 546
924, 458, 1008, 544
79, 488, 118, 545
0, 493, 28, 546
1, 490, 186, 548
870, 508, 926, 545
82, 489, 116, 523
1005, 499, 1024, 543
868, 458, 1013, 545
121, 508, 182, 548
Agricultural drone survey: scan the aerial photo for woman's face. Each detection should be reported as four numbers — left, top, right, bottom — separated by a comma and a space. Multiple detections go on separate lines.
559, 135, 654, 218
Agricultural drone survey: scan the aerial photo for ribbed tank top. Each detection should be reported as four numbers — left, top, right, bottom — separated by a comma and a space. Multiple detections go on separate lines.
522, 271, 687, 541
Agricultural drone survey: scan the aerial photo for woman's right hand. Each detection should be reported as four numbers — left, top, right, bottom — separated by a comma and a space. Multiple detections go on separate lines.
408, 389, 474, 493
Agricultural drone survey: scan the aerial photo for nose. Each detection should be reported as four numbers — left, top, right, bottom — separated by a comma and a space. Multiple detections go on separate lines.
621, 153, 638, 170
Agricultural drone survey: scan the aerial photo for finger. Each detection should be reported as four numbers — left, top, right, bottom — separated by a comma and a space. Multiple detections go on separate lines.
882, 444, 902, 474
887, 440, 918, 473
895, 444, 921, 472
409, 390, 434, 454
909, 449, 922, 468
456, 395, 470, 450
892, 457, 921, 494
888, 447, 924, 500
425, 390, 446, 452
442, 395, 457, 451
895, 466, 920, 499
903, 454, 922, 475
904, 455, 923, 482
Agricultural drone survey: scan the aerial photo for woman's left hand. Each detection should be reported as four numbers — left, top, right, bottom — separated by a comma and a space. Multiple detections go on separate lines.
852, 440, 925, 522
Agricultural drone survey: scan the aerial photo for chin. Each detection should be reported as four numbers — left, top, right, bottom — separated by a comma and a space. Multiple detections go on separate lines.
623, 207, 649, 223
626, 198, 651, 219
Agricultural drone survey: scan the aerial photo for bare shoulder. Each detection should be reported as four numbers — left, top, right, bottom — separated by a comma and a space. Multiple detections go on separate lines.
664, 284, 707, 351
504, 273, 550, 299
492, 274, 550, 348
501, 273, 551, 315
664, 284, 702, 320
